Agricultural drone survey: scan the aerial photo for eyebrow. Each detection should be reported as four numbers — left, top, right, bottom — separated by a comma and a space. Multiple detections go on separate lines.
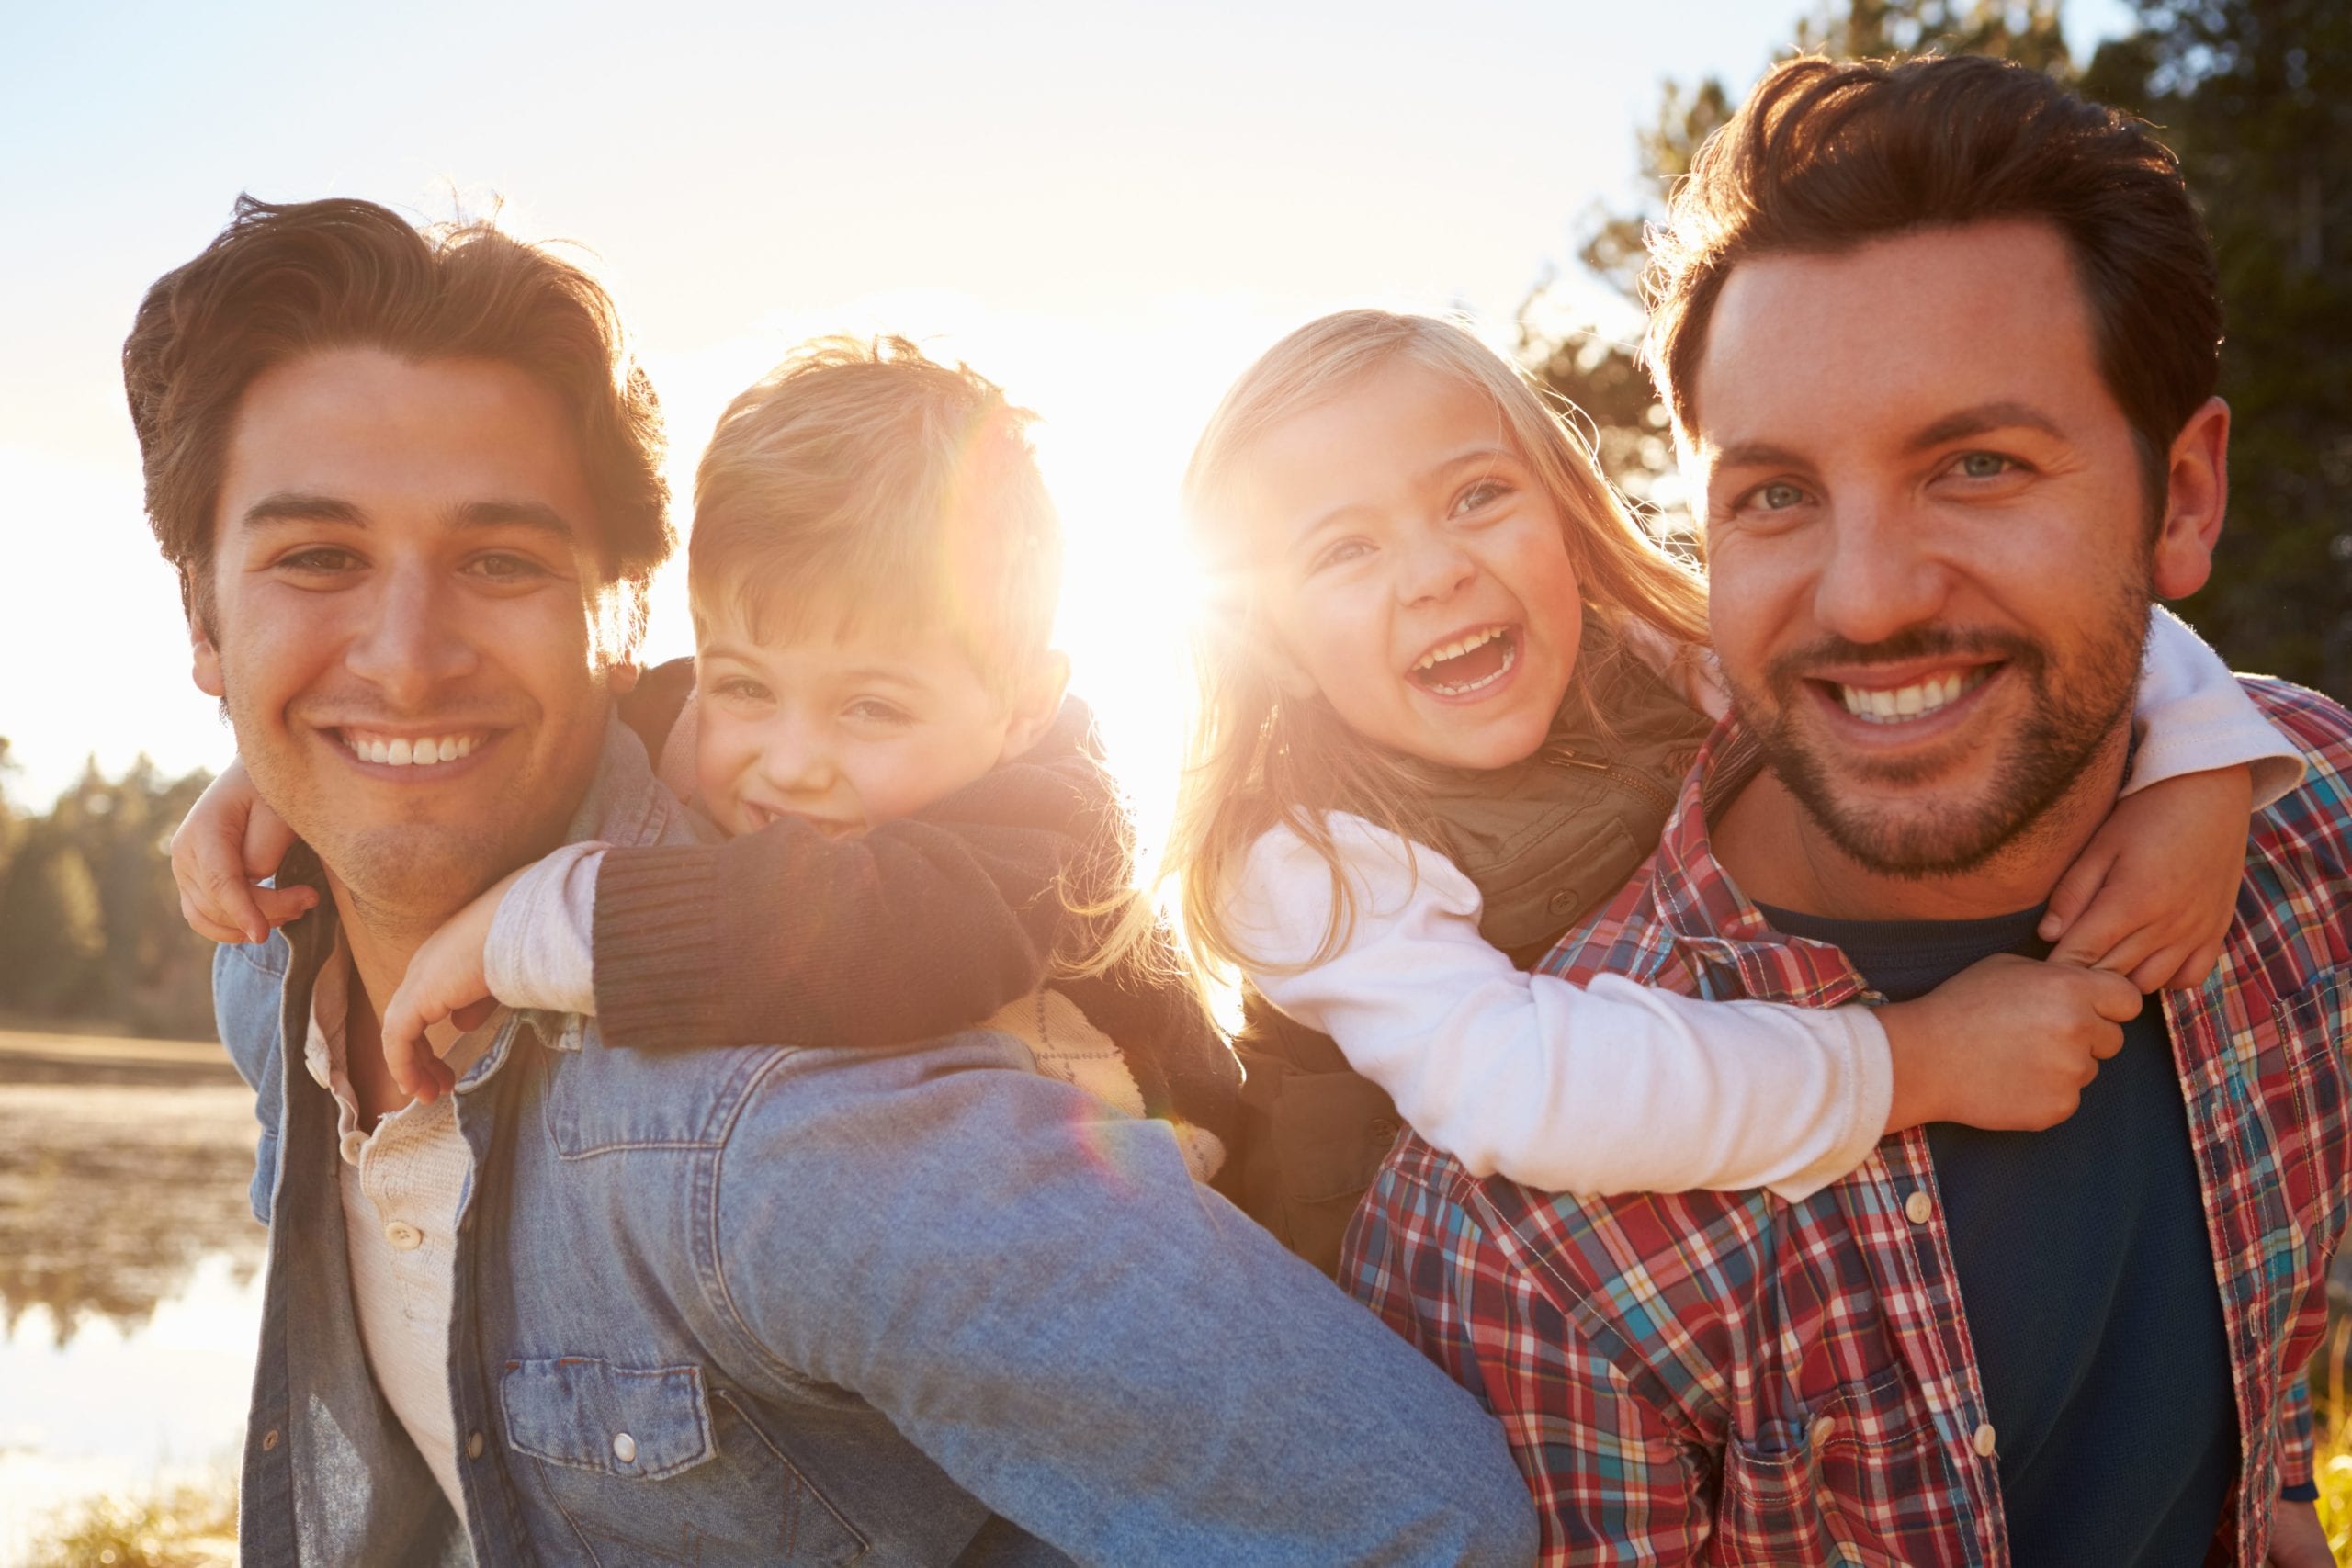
234, 492, 576, 540
697, 643, 929, 693
1708, 402, 2069, 472
237, 491, 368, 529
1903, 401, 2067, 453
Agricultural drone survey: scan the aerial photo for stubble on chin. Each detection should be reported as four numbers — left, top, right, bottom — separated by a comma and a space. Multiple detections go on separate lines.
1728, 604, 2148, 882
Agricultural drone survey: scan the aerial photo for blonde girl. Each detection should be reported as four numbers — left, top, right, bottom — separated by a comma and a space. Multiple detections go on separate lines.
1166, 310, 2296, 1273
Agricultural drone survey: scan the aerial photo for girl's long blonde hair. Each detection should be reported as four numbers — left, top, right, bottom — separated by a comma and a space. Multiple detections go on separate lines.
1166, 310, 1709, 982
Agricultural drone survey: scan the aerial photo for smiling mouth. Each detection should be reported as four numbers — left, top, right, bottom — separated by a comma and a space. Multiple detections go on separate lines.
742, 802, 860, 838
1825, 665, 1997, 725
1408, 626, 1519, 697
337, 728, 491, 767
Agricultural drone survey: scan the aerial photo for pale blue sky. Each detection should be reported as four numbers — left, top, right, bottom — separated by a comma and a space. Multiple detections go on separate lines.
0, 0, 2139, 811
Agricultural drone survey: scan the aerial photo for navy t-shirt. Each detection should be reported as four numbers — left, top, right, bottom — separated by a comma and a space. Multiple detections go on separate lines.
1757, 902, 2237, 1567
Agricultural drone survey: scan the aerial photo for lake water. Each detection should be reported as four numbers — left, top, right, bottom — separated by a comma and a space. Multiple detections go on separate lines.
0, 1031, 261, 1564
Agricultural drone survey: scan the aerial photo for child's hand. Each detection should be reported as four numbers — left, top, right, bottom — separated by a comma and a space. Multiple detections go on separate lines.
1879, 953, 2143, 1134
2039, 764, 2253, 992
381, 870, 525, 1105
169, 758, 316, 944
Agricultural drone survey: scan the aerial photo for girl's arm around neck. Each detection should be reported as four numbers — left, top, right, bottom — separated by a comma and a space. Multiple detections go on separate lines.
1227, 814, 1891, 1199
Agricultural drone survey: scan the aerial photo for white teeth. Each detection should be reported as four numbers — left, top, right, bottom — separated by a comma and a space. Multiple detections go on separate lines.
1413, 626, 1505, 673
344, 732, 483, 767
1422, 638, 1519, 696
1837, 670, 1984, 724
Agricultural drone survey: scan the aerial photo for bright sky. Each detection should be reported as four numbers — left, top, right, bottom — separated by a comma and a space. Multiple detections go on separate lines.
0, 0, 2138, 842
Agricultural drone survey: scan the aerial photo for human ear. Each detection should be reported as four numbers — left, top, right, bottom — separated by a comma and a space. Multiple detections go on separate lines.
191, 614, 225, 699
2152, 397, 2229, 601
997, 650, 1073, 761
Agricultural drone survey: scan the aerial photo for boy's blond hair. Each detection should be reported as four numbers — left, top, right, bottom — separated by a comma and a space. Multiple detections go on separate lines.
689, 335, 1061, 693
1167, 310, 1711, 982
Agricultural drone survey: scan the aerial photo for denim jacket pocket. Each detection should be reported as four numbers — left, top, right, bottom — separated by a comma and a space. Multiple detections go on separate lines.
503, 1358, 868, 1565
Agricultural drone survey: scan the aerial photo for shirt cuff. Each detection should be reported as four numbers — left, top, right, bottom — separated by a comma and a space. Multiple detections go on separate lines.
2281, 1481, 2320, 1504
1764, 1003, 1894, 1203
484, 842, 606, 1015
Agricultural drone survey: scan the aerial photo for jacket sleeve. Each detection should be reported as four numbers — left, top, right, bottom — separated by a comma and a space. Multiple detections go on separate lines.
1347, 1156, 1712, 1562
590, 699, 1122, 1052
1228, 815, 1891, 1201
708, 1033, 1538, 1565
2129, 606, 2305, 807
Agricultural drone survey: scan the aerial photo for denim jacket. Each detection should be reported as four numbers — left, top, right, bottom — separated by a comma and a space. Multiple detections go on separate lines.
214, 716, 1537, 1567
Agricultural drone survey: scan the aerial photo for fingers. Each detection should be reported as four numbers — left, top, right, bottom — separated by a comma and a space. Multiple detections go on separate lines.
2161, 938, 2228, 992
243, 801, 299, 881
252, 884, 319, 929
188, 861, 270, 945
178, 888, 254, 947
2038, 838, 2117, 942
2081, 967, 2145, 1025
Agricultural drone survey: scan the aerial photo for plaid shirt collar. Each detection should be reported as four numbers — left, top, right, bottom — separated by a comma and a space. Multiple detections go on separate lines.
1636, 720, 1880, 1009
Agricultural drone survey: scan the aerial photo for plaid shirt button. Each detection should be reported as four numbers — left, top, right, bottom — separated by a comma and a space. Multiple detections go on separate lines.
1904, 1190, 1934, 1224
1973, 1423, 1997, 1458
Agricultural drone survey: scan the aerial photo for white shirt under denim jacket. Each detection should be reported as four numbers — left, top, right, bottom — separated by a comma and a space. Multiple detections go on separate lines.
211, 716, 1539, 1568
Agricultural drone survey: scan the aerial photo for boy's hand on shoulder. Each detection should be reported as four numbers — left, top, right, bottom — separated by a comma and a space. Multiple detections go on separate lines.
383, 869, 523, 1105
2040, 763, 2253, 992
170, 757, 315, 945
1879, 953, 2142, 1134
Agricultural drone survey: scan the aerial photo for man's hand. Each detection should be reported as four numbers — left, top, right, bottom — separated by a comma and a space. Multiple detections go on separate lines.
2041, 763, 2253, 992
380, 870, 524, 1105
170, 757, 315, 944
1878, 953, 2143, 1134
2267, 1496, 2333, 1567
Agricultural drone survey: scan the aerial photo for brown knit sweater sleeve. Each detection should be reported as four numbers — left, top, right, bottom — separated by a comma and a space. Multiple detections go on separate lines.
593, 688, 1121, 1054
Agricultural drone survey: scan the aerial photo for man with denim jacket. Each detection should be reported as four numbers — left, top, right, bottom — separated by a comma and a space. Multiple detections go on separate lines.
1346, 56, 2348, 1567
129, 195, 1537, 1566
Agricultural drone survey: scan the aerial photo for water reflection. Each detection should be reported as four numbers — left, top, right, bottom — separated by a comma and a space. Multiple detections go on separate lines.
0, 1037, 263, 1346
0, 1032, 261, 1565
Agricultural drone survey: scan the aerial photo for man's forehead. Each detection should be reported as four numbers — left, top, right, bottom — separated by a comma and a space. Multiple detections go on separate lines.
218, 348, 599, 542
1685, 220, 2103, 456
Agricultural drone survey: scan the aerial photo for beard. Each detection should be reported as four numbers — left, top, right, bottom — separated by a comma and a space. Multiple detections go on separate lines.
1725, 590, 2150, 881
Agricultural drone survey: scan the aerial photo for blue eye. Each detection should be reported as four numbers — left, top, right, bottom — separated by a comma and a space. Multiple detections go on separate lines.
1956, 452, 2015, 479
1757, 482, 1805, 511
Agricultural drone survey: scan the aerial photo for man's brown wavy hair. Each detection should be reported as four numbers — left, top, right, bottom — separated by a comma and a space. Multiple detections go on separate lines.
1645, 53, 2222, 510
122, 195, 672, 649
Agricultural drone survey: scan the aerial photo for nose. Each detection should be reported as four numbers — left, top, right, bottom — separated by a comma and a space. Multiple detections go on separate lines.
757, 716, 837, 798
343, 554, 480, 707
1396, 529, 1477, 607
1810, 492, 1951, 649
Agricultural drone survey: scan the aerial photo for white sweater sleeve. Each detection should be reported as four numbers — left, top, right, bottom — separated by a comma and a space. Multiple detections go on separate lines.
1227, 817, 1892, 1201
482, 841, 607, 1016
2126, 606, 2303, 807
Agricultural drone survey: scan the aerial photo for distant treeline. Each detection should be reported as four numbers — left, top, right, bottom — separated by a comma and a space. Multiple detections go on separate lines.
0, 739, 219, 1040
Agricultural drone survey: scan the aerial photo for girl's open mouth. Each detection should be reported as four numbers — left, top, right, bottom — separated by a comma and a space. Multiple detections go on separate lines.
1408, 626, 1519, 697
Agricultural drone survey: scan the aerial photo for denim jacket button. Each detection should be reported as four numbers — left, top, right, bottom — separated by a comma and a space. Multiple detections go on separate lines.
466, 1431, 484, 1461
613, 1431, 637, 1464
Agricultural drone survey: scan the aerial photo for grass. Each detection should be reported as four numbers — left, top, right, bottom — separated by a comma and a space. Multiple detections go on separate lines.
20, 1483, 235, 1568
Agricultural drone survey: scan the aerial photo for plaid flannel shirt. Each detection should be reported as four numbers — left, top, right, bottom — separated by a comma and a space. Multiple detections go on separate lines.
1344, 678, 2352, 1566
